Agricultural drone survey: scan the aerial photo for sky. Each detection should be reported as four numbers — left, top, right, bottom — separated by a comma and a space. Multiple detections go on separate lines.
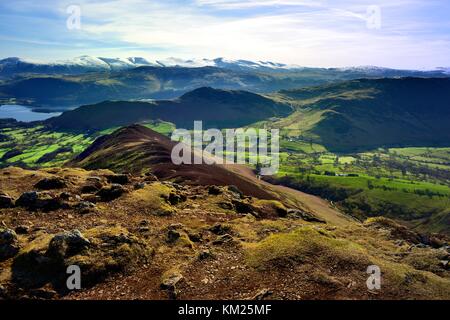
0, 0, 449, 69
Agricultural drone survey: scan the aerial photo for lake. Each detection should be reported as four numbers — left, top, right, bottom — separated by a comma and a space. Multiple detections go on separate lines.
0, 105, 61, 122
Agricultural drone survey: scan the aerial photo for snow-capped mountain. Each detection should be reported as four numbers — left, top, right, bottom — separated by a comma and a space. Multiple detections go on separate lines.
1, 56, 449, 78
154, 57, 301, 71
0, 55, 302, 77
0, 56, 158, 77
436, 67, 450, 75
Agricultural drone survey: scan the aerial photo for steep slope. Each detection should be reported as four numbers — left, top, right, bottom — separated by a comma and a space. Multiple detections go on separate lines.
274, 77, 450, 151
0, 166, 449, 300
68, 124, 276, 200
45, 87, 292, 131
68, 124, 361, 225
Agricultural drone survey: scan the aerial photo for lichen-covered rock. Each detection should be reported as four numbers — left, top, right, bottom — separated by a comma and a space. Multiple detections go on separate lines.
143, 172, 158, 182
160, 270, 183, 299
34, 177, 67, 190
153, 207, 176, 217
218, 201, 234, 210
105, 174, 129, 185
160, 270, 183, 290
134, 182, 146, 190
249, 200, 289, 218
16, 191, 62, 211
81, 194, 101, 203
0, 228, 20, 261
228, 185, 243, 198
80, 184, 101, 194
166, 230, 193, 249
75, 201, 97, 214
166, 229, 181, 243
364, 217, 422, 244
46, 230, 91, 260
209, 223, 232, 235
12, 226, 153, 291
208, 185, 222, 195
287, 209, 326, 223
212, 234, 234, 245
168, 192, 187, 205
0, 192, 15, 208
65, 227, 153, 285
198, 249, 213, 260
232, 199, 254, 214
96, 184, 126, 201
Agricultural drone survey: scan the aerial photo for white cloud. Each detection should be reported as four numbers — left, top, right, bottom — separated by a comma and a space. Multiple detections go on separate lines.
3, 0, 449, 68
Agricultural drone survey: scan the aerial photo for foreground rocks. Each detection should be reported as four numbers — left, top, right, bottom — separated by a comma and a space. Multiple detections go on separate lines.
1, 167, 449, 300
35, 177, 67, 190
0, 228, 20, 261
96, 184, 126, 201
46, 230, 91, 260
287, 209, 326, 223
16, 191, 62, 211
105, 174, 129, 185
10, 226, 153, 294
0, 192, 15, 208
160, 270, 184, 299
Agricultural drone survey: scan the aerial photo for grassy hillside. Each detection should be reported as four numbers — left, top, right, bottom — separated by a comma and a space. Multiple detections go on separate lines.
2, 64, 448, 109
1, 166, 449, 300
46, 87, 292, 131
2, 78, 450, 237
271, 77, 450, 152
0, 120, 174, 168
270, 141, 450, 235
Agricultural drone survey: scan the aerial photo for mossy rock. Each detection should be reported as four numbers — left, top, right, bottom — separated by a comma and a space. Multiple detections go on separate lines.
364, 217, 422, 244
0, 228, 20, 261
244, 226, 369, 270
252, 200, 288, 218
10, 226, 153, 293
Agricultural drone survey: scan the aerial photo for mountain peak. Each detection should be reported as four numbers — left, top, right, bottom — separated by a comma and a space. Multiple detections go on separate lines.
69, 124, 276, 199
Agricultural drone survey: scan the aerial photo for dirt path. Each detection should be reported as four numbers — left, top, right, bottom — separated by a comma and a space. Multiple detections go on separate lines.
224, 164, 355, 227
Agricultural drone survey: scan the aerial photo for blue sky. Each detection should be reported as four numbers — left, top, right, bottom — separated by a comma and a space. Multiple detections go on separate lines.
0, 0, 449, 69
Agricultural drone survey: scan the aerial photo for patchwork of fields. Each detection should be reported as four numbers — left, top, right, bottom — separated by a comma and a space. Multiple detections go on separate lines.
0, 121, 175, 168
1, 119, 450, 235
274, 142, 450, 234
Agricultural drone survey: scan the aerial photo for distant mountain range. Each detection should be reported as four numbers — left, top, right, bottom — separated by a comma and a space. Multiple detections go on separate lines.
1, 56, 449, 109
0, 56, 300, 76
1, 56, 449, 77
45, 78, 450, 152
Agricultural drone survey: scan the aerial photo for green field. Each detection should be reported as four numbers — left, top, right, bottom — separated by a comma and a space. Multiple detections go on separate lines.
0, 120, 176, 168
1, 120, 450, 235
273, 138, 450, 234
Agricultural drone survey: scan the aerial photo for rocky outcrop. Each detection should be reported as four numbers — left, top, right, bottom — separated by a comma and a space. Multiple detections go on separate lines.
96, 184, 126, 201
46, 230, 91, 260
105, 174, 129, 185
0, 192, 15, 208
0, 228, 20, 261
35, 177, 67, 190
287, 209, 326, 223
16, 191, 62, 211
11, 227, 153, 292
